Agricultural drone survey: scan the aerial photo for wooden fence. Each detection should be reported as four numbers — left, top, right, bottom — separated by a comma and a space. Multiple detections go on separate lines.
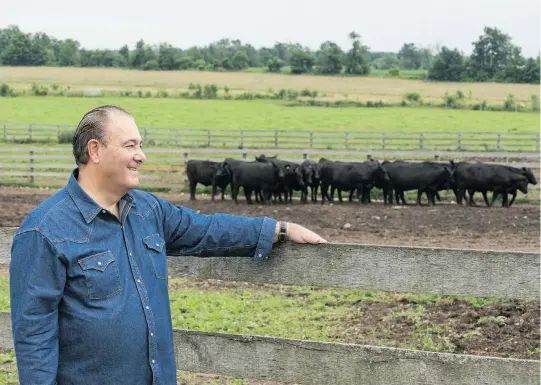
1, 122, 540, 152
0, 147, 539, 192
0, 227, 538, 384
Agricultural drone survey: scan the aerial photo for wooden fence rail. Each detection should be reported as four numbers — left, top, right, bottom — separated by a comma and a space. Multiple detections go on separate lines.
0, 228, 538, 384
0, 148, 539, 192
1, 122, 539, 152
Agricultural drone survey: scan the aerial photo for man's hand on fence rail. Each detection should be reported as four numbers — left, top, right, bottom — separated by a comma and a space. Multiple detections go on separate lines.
274, 221, 327, 244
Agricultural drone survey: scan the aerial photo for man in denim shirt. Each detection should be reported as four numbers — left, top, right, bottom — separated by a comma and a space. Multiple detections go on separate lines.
10, 105, 327, 385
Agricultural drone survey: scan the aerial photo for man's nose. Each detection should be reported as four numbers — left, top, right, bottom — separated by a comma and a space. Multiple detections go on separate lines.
135, 147, 146, 163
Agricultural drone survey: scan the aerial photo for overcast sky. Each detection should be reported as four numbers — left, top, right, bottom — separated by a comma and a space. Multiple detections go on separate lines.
2, 0, 540, 57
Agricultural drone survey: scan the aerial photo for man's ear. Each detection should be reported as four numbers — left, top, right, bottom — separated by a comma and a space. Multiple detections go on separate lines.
87, 139, 101, 164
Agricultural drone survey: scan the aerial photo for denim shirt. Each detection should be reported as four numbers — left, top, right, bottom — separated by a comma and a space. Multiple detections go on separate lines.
9, 169, 277, 385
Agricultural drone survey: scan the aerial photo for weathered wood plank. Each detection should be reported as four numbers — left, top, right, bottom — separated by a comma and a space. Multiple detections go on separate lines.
166, 242, 540, 299
0, 311, 537, 385
0, 312, 536, 385
0, 146, 539, 159
173, 329, 540, 385
1, 228, 538, 298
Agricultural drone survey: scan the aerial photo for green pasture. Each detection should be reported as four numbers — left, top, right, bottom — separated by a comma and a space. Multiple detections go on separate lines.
1, 96, 539, 134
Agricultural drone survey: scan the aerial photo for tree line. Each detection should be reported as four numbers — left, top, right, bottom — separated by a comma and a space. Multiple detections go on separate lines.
0, 25, 538, 84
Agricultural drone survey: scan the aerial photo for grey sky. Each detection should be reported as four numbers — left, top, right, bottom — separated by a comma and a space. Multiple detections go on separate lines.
2, 0, 540, 57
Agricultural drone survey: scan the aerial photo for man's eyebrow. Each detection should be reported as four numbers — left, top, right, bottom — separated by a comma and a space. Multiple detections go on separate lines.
122, 139, 143, 145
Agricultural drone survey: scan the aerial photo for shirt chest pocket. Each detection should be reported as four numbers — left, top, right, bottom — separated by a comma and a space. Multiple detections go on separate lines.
143, 234, 167, 279
78, 251, 121, 300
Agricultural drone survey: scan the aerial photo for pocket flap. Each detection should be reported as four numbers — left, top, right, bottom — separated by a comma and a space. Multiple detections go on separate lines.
143, 234, 165, 252
78, 251, 115, 272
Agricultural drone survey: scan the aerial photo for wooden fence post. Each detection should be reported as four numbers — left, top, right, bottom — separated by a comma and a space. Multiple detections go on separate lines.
309, 132, 313, 149
345, 133, 349, 149
497, 134, 501, 151
29, 124, 32, 142
419, 133, 424, 150
457, 133, 462, 151
240, 130, 244, 149
3, 124, 6, 141
274, 130, 278, 148
381, 132, 386, 150
184, 152, 188, 163
176, 129, 179, 146
29, 151, 34, 184
207, 130, 211, 147
536, 134, 540, 153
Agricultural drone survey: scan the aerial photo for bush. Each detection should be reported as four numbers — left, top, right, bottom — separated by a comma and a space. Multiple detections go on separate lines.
156, 89, 169, 98
530, 95, 539, 112
203, 84, 218, 99
443, 91, 466, 109
404, 92, 422, 105
389, 67, 400, 76
472, 101, 487, 111
31, 83, 48, 96
286, 89, 299, 100
58, 130, 75, 144
503, 94, 516, 111
0, 83, 15, 97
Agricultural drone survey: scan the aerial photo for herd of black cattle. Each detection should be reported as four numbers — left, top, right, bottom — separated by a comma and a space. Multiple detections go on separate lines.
185, 155, 538, 207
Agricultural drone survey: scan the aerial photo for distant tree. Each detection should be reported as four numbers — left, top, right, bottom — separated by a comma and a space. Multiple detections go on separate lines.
289, 49, 314, 74
398, 43, 422, 69
469, 27, 515, 80
373, 54, 399, 70
231, 49, 249, 70
176, 56, 194, 70
315, 41, 343, 74
157, 43, 179, 70
119, 45, 130, 63
344, 31, 370, 75
57, 39, 81, 66
428, 46, 465, 81
266, 57, 284, 73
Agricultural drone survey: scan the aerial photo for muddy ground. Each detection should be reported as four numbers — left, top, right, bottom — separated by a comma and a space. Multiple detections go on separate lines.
1, 186, 539, 252
0, 186, 538, 384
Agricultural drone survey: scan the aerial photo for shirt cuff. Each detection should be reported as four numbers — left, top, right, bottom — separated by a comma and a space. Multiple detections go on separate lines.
253, 217, 278, 259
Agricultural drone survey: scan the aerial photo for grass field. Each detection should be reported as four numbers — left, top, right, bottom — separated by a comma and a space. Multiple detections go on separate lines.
1, 96, 539, 133
1, 66, 539, 104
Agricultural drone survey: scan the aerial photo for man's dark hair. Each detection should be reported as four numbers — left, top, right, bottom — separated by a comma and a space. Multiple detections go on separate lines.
72, 105, 132, 165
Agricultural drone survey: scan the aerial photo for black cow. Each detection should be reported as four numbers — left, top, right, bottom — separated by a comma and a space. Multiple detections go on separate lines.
354, 160, 393, 204
318, 159, 391, 204
381, 160, 454, 205
300, 159, 320, 203
454, 162, 533, 207
186, 160, 229, 201
255, 155, 304, 203
490, 166, 537, 207
222, 158, 286, 204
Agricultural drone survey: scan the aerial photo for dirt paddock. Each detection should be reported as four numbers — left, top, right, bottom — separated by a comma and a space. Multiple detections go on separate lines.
1, 186, 539, 252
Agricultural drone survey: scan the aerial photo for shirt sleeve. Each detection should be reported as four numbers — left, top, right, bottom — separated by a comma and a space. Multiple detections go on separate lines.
10, 229, 66, 385
154, 195, 277, 259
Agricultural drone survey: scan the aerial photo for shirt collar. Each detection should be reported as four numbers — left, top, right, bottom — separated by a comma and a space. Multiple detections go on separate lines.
67, 168, 135, 224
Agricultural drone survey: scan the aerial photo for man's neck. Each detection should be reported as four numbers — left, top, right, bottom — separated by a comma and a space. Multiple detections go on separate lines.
77, 169, 123, 218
